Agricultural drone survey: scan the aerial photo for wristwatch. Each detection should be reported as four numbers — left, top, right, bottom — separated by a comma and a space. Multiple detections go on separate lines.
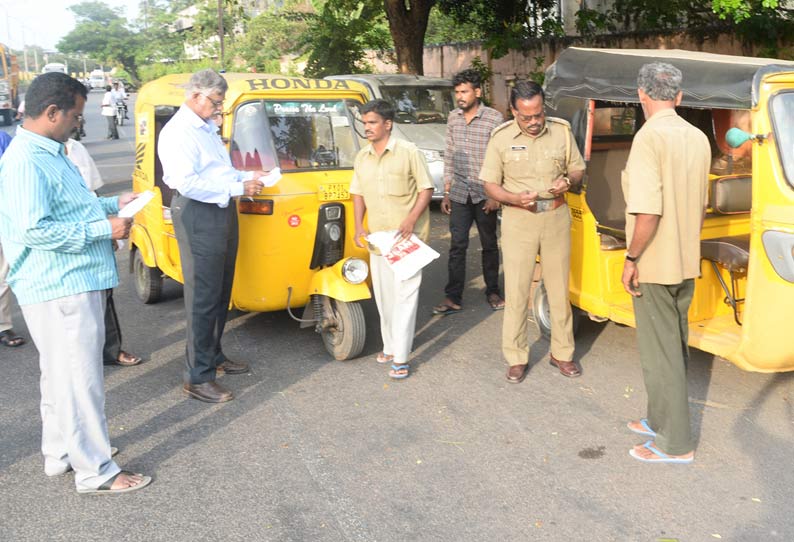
562, 176, 572, 189
625, 253, 638, 262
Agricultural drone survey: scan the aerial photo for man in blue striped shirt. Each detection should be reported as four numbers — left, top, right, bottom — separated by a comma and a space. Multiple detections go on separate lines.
0, 73, 151, 494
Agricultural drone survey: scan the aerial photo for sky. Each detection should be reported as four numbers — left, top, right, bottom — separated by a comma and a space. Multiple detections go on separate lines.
0, 0, 141, 51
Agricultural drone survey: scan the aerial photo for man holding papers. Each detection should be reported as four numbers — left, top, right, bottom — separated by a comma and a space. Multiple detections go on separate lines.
159, 69, 269, 403
0, 73, 150, 494
351, 99, 434, 380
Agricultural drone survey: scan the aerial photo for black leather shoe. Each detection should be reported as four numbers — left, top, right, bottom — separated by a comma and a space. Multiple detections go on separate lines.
183, 382, 234, 403
216, 359, 250, 375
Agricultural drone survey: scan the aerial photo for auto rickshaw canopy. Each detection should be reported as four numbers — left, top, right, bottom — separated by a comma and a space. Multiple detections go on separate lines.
544, 47, 794, 110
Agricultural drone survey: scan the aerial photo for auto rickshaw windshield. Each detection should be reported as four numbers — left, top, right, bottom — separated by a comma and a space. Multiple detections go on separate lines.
770, 92, 794, 190
231, 99, 359, 171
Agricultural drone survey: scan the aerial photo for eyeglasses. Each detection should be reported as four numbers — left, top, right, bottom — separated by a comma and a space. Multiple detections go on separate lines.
201, 94, 224, 109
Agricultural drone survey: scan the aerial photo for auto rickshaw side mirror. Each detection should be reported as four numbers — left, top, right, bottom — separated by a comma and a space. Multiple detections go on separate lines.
726, 127, 768, 148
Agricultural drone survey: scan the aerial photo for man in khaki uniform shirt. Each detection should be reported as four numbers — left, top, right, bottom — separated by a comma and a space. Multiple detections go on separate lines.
481, 80, 585, 383
351, 99, 434, 380
622, 63, 710, 464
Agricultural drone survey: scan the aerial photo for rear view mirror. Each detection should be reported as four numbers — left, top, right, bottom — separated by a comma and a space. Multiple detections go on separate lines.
726, 127, 767, 148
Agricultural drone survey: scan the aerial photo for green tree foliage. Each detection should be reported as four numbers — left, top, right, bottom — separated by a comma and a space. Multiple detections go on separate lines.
713, 0, 779, 22
232, 0, 311, 73
295, 0, 392, 77
57, 2, 144, 82
424, 5, 483, 44
436, 0, 562, 58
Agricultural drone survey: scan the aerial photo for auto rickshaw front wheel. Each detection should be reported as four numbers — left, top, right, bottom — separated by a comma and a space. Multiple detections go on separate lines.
532, 280, 581, 340
133, 249, 163, 304
318, 297, 366, 361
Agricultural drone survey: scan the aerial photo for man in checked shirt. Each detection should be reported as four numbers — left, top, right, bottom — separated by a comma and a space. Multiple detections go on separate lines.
433, 69, 505, 315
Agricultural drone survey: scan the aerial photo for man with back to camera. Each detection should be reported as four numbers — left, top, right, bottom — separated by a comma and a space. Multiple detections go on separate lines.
351, 99, 434, 380
0, 72, 150, 493
481, 80, 586, 383
433, 68, 505, 316
159, 69, 267, 403
622, 63, 711, 464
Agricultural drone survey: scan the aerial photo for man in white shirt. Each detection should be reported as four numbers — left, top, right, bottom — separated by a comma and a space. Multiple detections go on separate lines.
100, 85, 118, 139
159, 69, 267, 403
111, 81, 128, 120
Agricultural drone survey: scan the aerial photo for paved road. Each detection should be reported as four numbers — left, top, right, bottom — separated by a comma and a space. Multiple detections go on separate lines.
1, 95, 793, 541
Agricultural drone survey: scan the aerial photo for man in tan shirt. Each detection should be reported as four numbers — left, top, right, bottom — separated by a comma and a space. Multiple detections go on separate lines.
481, 80, 586, 383
351, 99, 434, 380
622, 63, 710, 464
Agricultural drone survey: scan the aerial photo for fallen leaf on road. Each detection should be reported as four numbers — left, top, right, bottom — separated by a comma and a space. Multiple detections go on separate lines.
752, 497, 761, 503
712, 534, 722, 539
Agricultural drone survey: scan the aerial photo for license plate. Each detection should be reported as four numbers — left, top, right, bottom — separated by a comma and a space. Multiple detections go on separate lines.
318, 183, 349, 201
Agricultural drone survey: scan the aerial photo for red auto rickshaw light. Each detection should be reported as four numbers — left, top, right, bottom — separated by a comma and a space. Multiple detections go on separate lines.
239, 199, 274, 215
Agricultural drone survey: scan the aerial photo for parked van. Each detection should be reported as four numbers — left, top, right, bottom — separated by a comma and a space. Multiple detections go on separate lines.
89, 70, 106, 90
42, 62, 68, 74
326, 74, 454, 200
536, 47, 794, 372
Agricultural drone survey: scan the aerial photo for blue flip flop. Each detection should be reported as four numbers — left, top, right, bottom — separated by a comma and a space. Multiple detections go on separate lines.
629, 440, 693, 464
627, 418, 656, 438
389, 364, 410, 380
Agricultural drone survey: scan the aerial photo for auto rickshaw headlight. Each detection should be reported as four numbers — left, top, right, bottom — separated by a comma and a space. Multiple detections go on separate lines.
342, 258, 368, 284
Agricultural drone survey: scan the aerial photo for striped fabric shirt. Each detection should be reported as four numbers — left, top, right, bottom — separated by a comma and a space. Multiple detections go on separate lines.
0, 128, 119, 305
443, 103, 504, 204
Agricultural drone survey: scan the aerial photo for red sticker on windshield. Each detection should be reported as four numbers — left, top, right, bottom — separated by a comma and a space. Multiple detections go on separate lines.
288, 215, 301, 227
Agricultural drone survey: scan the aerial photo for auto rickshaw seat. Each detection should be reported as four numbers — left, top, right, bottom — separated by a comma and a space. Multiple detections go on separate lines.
701, 235, 750, 273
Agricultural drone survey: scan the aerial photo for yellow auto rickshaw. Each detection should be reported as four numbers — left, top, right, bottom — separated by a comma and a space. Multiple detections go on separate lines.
129, 73, 372, 360
533, 48, 794, 372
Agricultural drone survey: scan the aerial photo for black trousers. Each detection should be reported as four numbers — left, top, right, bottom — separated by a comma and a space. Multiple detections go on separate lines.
444, 197, 501, 305
103, 289, 122, 363
172, 195, 238, 385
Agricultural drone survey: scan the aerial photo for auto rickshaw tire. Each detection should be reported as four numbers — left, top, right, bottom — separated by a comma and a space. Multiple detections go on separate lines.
532, 280, 581, 340
133, 249, 163, 304
321, 298, 366, 361
2, 111, 11, 126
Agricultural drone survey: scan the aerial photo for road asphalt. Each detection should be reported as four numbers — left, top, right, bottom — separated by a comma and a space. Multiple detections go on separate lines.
1, 91, 793, 541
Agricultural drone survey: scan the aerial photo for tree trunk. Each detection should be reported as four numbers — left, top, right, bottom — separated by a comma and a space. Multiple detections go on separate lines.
384, 0, 435, 75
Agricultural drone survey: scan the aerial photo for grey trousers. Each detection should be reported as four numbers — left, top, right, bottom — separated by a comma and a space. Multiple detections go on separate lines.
21, 290, 120, 490
171, 195, 238, 385
632, 280, 696, 455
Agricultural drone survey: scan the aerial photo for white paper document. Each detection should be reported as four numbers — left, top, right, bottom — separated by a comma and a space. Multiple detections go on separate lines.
258, 167, 282, 187
117, 190, 155, 218
367, 231, 440, 281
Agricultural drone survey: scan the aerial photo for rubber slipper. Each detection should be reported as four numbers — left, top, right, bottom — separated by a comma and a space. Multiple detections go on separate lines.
629, 440, 693, 464
389, 364, 410, 380
77, 470, 152, 495
376, 352, 394, 364
627, 418, 656, 438
0, 329, 25, 347
487, 294, 505, 311
432, 301, 461, 315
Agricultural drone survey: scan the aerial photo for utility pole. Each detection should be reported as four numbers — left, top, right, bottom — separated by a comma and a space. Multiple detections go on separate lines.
217, 0, 224, 70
